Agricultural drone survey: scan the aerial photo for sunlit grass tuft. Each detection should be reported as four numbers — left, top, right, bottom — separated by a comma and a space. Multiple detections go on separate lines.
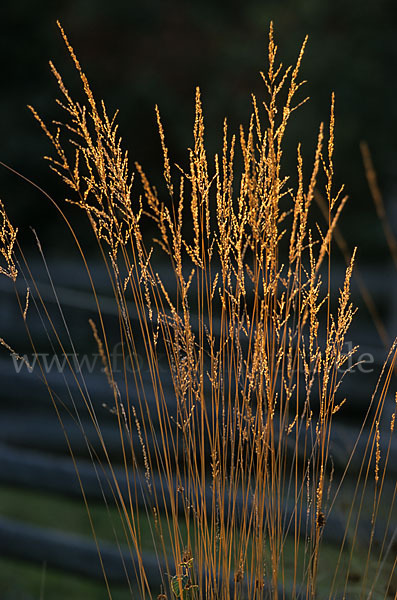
0, 21, 396, 600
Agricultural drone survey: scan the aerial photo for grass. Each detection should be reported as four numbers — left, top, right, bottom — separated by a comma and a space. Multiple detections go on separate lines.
0, 20, 396, 600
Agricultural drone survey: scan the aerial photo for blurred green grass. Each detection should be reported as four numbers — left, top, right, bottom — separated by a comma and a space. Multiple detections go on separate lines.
0, 484, 395, 599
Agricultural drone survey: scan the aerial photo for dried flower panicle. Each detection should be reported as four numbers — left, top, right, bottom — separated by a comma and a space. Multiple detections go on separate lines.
0, 199, 18, 281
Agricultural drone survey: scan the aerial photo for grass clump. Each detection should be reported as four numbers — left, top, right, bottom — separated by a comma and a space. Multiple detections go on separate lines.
1, 21, 396, 600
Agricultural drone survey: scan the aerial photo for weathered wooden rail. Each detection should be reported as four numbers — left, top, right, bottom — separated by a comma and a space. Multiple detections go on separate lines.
0, 515, 165, 587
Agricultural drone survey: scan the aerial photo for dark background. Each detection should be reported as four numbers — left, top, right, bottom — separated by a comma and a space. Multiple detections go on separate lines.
1, 0, 397, 260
